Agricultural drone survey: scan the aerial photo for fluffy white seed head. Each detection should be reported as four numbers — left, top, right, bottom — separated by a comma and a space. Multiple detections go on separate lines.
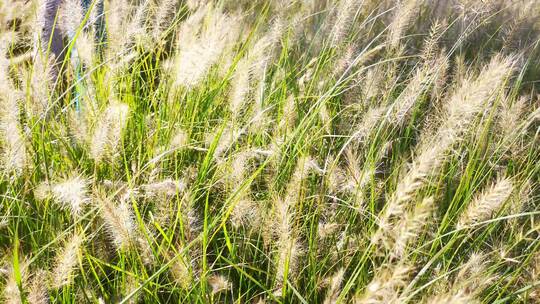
168, 251, 192, 290
0, 87, 27, 175
58, 0, 83, 37
388, 0, 421, 49
3, 256, 29, 304
229, 57, 251, 118
208, 274, 231, 295
173, 7, 241, 88
39, 176, 90, 215
143, 178, 185, 198
275, 236, 303, 287
457, 177, 513, 229
323, 268, 345, 304
355, 263, 412, 304
392, 196, 435, 258
99, 194, 136, 250
329, 0, 361, 47
377, 55, 514, 243
52, 233, 83, 288
90, 102, 130, 162
27, 269, 48, 304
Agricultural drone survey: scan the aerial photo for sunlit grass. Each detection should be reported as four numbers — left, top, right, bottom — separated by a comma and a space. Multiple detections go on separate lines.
0, 0, 540, 303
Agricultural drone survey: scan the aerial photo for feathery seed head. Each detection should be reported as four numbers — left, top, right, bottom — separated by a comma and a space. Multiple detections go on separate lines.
173, 7, 241, 88
143, 179, 185, 198
98, 193, 136, 250
43, 175, 89, 215
208, 274, 231, 295
275, 236, 303, 286
457, 176, 513, 229
329, 0, 361, 47
27, 269, 48, 304
169, 128, 189, 149
90, 102, 130, 162
231, 198, 259, 229
3, 256, 29, 304
323, 268, 345, 304
392, 196, 435, 258
0, 87, 27, 175
388, 0, 421, 49
356, 263, 412, 304
58, 0, 83, 37
168, 251, 192, 290
229, 57, 251, 118
52, 233, 83, 288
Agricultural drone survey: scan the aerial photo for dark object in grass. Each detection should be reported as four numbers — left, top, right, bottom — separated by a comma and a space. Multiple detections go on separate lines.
40, 0, 106, 81
41, 0, 65, 79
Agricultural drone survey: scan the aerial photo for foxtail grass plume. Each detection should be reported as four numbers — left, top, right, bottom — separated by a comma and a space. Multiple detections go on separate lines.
424, 252, 496, 303
168, 128, 189, 150
355, 263, 412, 304
329, 0, 362, 47
318, 222, 341, 240
271, 157, 314, 290
362, 65, 386, 100
387, 58, 445, 127
284, 156, 316, 205
276, 95, 297, 135
27, 269, 48, 304
341, 147, 379, 208
442, 55, 514, 139
98, 193, 136, 250
498, 95, 528, 140
143, 178, 185, 198
226, 151, 260, 228
343, 147, 376, 192
173, 6, 240, 88
425, 291, 479, 304
268, 156, 315, 242
167, 251, 193, 290
375, 55, 514, 246
457, 177, 513, 229
392, 196, 434, 258
323, 268, 345, 304
152, 0, 177, 41
120, 275, 143, 304
28, 51, 54, 117
0, 49, 27, 175
51, 233, 83, 288
104, 0, 130, 57
421, 20, 444, 63
275, 236, 303, 289
352, 105, 387, 141
229, 56, 251, 119
208, 274, 231, 295
2, 255, 29, 304
58, 0, 83, 38
0, 90, 27, 175
35, 175, 89, 215
155, 127, 190, 157
207, 125, 243, 159
90, 102, 130, 162
388, 0, 421, 49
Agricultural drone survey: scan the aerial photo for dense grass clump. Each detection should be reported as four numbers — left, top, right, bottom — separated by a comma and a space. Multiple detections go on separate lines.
1, 0, 540, 303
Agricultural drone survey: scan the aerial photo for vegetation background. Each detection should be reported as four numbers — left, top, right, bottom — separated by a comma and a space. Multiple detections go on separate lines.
0, 0, 540, 303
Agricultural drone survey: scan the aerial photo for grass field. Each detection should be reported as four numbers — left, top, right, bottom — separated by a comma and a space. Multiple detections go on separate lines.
1, 0, 540, 303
